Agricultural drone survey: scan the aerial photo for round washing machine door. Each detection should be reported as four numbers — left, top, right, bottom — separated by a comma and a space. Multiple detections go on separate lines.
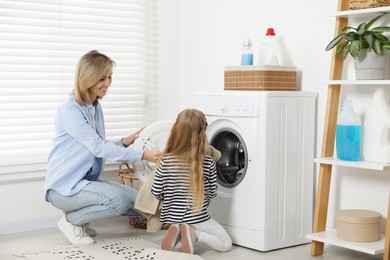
131, 120, 174, 183
207, 119, 248, 188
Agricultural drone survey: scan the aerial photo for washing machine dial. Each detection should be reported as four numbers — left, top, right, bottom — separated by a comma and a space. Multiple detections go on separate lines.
221, 102, 229, 114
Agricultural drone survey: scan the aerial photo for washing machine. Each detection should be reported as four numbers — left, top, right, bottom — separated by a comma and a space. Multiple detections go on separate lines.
193, 90, 317, 251
132, 120, 174, 182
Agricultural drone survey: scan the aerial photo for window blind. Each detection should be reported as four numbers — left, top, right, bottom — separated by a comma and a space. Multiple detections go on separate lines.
0, 0, 158, 180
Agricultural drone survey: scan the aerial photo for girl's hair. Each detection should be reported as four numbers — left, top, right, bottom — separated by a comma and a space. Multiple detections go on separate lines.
71, 50, 115, 104
164, 108, 208, 212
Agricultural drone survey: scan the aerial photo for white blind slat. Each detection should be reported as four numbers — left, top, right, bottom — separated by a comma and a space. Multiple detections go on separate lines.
0, 0, 158, 176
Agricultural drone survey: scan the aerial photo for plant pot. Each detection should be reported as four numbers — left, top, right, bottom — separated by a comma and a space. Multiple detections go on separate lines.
354, 49, 388, 80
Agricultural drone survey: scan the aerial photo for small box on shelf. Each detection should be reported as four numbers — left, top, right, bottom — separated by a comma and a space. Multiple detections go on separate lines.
336, 209, 382, 242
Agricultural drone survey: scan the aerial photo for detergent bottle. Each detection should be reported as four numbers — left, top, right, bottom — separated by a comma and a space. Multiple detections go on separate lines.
257, 28, 284, 65
363, 88, 390, 163
336, 99, 362, 161
241, 37, 253, 65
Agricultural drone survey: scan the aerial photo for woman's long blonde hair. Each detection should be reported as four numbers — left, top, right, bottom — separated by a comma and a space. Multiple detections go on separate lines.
164, 109, 208, 212
71, 50, 115, 104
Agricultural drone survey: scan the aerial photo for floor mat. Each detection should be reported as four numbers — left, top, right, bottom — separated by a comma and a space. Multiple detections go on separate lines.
14, 236, 203, 260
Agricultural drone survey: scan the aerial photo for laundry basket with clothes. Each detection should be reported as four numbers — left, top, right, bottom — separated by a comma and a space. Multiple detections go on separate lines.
118, 162, 169, 230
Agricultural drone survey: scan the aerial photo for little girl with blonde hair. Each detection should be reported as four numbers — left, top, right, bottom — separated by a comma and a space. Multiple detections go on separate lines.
151, 108, 232, 254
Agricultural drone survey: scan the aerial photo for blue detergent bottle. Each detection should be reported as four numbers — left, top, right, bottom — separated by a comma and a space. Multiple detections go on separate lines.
241, 37, 253, 65
336, 100, 362, 161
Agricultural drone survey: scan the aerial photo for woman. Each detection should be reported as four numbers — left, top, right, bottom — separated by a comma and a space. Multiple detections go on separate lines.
44, 50, 161, 245
151, 109, 232, 254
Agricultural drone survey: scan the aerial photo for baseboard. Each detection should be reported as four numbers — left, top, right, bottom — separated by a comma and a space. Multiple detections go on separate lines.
0, 215, 61, 235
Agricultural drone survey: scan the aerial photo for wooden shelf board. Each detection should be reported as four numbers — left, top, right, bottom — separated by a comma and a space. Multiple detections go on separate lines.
328, 80, 390, 85
334, 6, 390, 18
307, 230, 385, 255
315, 157, 390, 171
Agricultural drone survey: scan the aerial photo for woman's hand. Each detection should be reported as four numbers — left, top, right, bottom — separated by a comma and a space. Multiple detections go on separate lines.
142, 150, 162, 163
121, 127, 145, 147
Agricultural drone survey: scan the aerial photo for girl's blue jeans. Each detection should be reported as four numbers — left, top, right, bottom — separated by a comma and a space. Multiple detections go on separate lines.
47, 179, 140, 225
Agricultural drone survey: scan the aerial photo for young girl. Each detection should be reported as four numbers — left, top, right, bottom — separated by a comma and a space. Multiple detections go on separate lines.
151, 109, 232, 254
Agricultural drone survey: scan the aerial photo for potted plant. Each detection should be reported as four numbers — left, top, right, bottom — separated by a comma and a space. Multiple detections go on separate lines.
325, 13, 390, 79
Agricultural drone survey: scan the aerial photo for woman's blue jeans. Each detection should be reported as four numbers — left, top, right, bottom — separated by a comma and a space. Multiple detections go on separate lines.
47, 179, 140, 225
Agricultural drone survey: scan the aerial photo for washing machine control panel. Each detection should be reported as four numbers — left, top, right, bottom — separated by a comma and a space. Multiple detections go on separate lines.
194, 92, 262, 117
219, 96, 259, 116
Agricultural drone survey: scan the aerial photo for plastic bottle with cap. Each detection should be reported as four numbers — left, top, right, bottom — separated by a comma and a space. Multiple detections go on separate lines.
336, 99, 362, 161
363, 88, 390, 163
241, 37, 253, 65
257, 28, 284, 65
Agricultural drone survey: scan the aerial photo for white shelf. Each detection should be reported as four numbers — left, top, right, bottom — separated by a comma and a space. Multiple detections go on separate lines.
328, 80, 390, 85
314, 157, 390, 171
307, 230, 385, 255
334, 6, 390, 18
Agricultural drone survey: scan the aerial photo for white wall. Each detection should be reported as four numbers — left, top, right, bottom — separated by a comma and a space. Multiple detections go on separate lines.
0, 178, 60, 234
157, 0, 181, 120
0, 170, 119, 235
175, 0, 333, 108
2, 0, 390, 235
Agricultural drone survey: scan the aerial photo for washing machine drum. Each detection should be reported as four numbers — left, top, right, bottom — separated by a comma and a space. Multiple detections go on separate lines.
210, 131, 247, 187
131, 120, 174, 183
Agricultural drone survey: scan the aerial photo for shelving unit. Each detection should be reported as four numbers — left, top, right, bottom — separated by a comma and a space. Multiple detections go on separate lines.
307, 1, 390, 259
314, 157, 390, 171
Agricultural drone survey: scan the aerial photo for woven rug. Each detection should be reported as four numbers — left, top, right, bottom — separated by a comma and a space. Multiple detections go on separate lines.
14, 236, 203, 260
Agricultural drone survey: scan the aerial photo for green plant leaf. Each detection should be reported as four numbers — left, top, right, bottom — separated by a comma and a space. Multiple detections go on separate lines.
383, 41, 390, 50
350, 40, 361, 58
374, 33, 389, 41
342, 26, 356, 32
364, 33, 374, 49
371, 26, 390, 33
344, 33, 356, 41
325, 33, 347, 51
373, 39, 382, 54
366, 13, 388, 29
357, 22, 367, 35
343, 45, 350, 59
336, 41, 348, 55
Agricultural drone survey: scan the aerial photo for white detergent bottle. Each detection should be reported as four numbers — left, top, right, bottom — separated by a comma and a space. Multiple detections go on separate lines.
257, 28, 284, 65
336, 100, 362, 161
363, 88, 390, 163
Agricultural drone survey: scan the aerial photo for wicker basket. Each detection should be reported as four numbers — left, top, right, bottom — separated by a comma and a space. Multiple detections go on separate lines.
118, 163, 146, 228
118, 162, 143, 190
118, 163, 170, 230
224, 65, 297, 91
350, 0, 390, 10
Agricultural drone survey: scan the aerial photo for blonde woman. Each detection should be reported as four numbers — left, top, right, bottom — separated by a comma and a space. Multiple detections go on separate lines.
44, 50, 161, 245
151, 109, 232, 254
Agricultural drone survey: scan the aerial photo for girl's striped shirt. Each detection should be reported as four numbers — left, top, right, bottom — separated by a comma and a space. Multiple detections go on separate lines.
151, 155, 217, 224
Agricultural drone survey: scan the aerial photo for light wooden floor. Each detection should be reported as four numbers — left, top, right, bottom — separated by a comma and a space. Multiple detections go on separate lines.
0, 216, 382, 260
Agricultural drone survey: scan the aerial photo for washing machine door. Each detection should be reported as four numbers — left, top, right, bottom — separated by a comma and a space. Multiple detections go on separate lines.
207, 120, 248, 188
131, 120, 174, 183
